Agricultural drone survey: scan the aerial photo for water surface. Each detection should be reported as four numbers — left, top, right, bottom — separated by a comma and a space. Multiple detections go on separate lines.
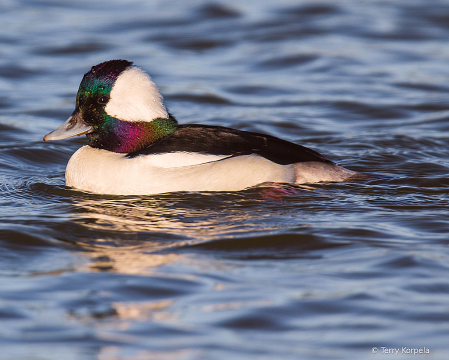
1, 0, 449, 359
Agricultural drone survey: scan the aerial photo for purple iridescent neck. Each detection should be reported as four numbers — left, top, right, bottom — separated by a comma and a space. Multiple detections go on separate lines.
87, 115, 178, 153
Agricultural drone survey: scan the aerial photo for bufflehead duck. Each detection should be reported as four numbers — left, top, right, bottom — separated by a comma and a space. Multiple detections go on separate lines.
44, 59, 365, 195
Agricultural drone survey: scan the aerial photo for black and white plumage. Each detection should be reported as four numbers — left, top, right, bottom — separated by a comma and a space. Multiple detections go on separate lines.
44, 60, 366, 195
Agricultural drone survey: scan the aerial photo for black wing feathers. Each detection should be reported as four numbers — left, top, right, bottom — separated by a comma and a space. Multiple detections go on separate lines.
127, 125, 333, 165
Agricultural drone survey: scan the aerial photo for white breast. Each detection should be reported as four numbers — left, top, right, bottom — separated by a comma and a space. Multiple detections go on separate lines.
65, 146, 297, 195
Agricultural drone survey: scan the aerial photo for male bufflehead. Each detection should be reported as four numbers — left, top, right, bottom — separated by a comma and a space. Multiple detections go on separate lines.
44, 60, 365, 195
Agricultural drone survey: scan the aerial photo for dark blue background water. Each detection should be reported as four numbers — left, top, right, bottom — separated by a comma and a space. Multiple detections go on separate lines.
1, 1, 449, 359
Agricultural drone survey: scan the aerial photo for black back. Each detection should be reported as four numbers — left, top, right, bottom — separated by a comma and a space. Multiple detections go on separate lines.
127, 124, 333, 165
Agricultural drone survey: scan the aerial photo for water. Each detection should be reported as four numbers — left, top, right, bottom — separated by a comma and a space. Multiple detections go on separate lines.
1, 0, 449, 359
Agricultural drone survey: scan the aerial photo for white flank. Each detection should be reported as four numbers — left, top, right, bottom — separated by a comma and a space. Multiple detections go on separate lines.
65, 146, 297, 195
141, 152, 231, 168
65, 147, 362, 196
105, 66, 168, 122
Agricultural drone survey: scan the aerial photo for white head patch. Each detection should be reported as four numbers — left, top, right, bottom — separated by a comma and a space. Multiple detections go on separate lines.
105, 66, 169, 122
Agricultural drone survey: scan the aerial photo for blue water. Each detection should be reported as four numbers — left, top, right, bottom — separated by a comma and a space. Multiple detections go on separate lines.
1, 0, 449, 359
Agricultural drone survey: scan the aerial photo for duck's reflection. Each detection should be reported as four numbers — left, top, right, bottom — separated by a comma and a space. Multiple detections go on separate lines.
76, 245, 183, 275
70, 189, 300, 242
111, 299, 177, 324
60, 190, 315, 360
67, 193, 239, 274
64, 187, 317, 277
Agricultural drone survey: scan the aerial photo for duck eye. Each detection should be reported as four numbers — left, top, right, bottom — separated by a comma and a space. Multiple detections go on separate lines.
97, 95, 109, 105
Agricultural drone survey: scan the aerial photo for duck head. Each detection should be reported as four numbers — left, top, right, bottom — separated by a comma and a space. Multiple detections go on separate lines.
44, 59, 178, 153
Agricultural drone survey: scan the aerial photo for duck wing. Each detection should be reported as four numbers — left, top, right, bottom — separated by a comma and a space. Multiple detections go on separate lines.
127, 124, 333, 165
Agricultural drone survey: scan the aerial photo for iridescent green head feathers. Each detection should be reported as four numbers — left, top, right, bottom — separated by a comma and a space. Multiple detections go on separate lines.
44, 59, 178, 153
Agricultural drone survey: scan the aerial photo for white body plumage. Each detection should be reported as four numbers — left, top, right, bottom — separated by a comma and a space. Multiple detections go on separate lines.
66, 146, 356, 195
